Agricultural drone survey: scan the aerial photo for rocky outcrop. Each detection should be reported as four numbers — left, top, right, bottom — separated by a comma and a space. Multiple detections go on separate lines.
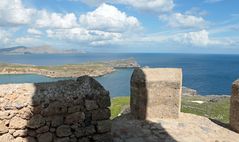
130, 68, 182, 120
0, 76, 112, 142
106, 58, 140, 68
182, 86, 198, 96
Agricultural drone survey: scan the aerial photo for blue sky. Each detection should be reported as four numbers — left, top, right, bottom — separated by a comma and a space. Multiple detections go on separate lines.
0, 0, 238, 53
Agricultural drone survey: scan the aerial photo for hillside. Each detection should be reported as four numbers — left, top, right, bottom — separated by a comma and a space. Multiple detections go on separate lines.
111, 95, 230, 123
0, 46, 84, 55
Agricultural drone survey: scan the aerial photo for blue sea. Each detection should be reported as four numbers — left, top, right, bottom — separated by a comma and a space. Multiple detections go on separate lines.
1, 53, 239, 97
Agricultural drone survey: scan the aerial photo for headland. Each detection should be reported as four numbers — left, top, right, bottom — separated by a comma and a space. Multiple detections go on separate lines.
0, 58, 139, 78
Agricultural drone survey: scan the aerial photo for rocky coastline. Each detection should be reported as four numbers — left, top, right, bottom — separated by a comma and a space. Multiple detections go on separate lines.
0, 59, 139, 78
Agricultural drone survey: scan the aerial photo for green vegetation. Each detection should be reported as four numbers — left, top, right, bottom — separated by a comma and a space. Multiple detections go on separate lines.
110, 95, 230, 123
110, 96, 130, 119
181, 95, 230, 123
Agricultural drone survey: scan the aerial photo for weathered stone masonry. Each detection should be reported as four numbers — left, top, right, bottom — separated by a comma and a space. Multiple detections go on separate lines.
0, 76, 112, 142
131, 68, 182, 120
230, 79, 239, 133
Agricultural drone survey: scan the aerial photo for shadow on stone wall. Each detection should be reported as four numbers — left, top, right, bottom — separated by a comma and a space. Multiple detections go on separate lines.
125, 68, 178, 141
0, 76, 112, 142
112, 113, 177, 142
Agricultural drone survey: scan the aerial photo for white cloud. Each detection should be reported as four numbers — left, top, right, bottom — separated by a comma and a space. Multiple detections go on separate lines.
126, 30, 226, 47
0, 0, 78, 29
15, 37, 44, 46
116, 0, 174, 13
27, 28, 43, 35
47, 28, 122, 46
0, 0, 35, 26
80, 0, 105, 6
0, 28, 11, 46
79, 0, 174, 13
185, 7, 208, 17
173, 30, 220, 46
1, 0, 237, 50
181, 30, 211, 46
103, 29, 239, 48
160, 13, 206, 28
0, 0, 138, 47
35, 11, 78, 29
204, 0, 224, 3
79, 3, 140, 32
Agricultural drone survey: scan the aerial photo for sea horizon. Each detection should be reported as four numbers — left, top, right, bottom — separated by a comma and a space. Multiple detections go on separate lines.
1, 53, 239, 96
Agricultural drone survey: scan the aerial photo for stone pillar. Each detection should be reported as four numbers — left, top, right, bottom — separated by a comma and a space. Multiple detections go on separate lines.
230, 79, 239, 133
130, 68, 182, 120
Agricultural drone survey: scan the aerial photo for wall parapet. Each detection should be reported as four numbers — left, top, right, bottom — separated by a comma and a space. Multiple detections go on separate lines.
0, 76, 112, 142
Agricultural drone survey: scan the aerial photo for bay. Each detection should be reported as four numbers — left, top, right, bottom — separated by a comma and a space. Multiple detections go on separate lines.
1, 53, 239, 96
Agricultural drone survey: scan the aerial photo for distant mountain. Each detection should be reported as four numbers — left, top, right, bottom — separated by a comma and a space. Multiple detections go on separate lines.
0, 45, 85, 55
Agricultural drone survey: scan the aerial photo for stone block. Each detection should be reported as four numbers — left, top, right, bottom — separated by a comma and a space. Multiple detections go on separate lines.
97, 94, 111, 108
56, 125, 72, 137
9, 116, 27, 129
54, 137, 70, 142
64, 112, 85, 124
85, 125, 96, 136
130, 68, 182, 120
0, 121, 8, 134
68, 105, 83, 113
96, 120, 111, 133
13, 129, 27, 137
91, 109, 111, 121
27, 114, 45, 129
37, 132, 52, 142
92, 132, 112, 142
42, 101, 67, 116
74, 125, 96, 137
78, 137, 90, 142
36, 126, 49, 134
50, 115, 64, 127
230, 79, 239, 132
85, 100, 98, 110
0, 133, 14, 142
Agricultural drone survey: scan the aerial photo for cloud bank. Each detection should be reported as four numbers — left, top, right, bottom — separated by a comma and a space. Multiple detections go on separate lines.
0, 0, 237, 50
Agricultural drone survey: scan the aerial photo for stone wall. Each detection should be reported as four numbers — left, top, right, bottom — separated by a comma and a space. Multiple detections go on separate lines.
230, 79, 239, 133
130, 68, 182, 120
0, 76, 112, 142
